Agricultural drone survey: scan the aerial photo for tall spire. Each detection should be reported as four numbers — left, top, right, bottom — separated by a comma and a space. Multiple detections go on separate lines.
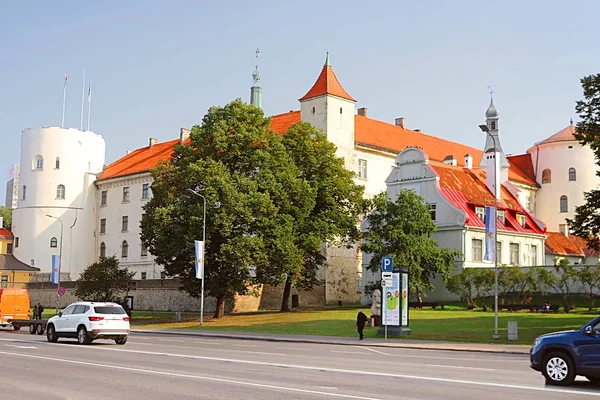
250, 48, 262, 109
324, 51, 330, 66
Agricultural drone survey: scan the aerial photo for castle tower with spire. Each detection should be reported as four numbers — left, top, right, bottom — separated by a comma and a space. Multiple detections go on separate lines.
479, 95, 510, 186
250, 48, 262, 108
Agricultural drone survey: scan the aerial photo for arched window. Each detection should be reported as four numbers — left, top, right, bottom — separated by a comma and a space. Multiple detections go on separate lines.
490, 121, 496, 130
56, 184, 65, 199
121, 241, 129, 258
100, 242, 106, 258
55, 157, 60, 169
569, 167, 576, 181
542, 169, 551, 184
50, 237, 57, 248
560, 195, 568, 213
33, 155, 43, 170
22, 185, 26, 200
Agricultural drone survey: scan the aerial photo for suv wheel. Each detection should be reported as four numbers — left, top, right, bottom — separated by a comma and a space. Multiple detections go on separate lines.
77, 326, 91, 345
115, 336, 128, 345
46, 325, 58, 343
543, 352, 575, 386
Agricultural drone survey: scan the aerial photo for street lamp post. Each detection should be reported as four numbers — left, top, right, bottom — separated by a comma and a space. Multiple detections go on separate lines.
188, 188, 206, 327
479, 124, 500, 340
46, 214, 63, 314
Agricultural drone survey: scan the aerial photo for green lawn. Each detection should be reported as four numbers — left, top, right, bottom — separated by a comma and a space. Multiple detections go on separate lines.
133, 307, 598, 345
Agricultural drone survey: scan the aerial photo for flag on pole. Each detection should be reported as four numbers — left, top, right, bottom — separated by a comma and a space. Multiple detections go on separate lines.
51, 255, 61, 284
195, 240, 205, 280
484, 206, 496, 262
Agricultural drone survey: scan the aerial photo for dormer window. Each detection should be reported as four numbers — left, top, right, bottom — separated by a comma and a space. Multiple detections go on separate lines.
517, 214, 526, 227
475, 207, 484, 221
497, 210, 505, 225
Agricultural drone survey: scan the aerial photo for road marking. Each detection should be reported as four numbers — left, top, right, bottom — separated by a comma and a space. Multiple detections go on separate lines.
233, 344, 261, 348
0, 350, 382, 400
425, 364, 494, 371
4, 344, 36, 349
355, 347, 389, 356
53, 346, 600, 397
331, 351, 367, 355
318, 386, 338, 390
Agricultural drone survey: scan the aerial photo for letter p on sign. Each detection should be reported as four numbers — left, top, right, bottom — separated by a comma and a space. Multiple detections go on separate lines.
381, 257, 393, 272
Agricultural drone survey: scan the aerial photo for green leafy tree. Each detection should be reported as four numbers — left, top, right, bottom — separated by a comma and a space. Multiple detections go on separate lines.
536, 260, 579, 312
74, 256, 134, 302
498, 266, 539, 304
447, 268, 480, 308
578, 265, 600, 310
141, 100, 313, 318
0, 206, 11, 230
361, 190, 459, 300
277, 122, 366, 311
568, 74, 600, 248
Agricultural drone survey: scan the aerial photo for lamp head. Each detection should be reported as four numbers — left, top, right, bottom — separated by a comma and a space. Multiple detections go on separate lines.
479, 124, 489, 133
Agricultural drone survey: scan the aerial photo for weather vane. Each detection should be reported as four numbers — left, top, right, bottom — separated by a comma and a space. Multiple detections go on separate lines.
487, 83, 496, 96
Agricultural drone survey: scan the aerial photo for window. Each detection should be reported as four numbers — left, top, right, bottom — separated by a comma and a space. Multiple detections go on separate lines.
6, 243, 12, 254
429, 204, 437, 221
56, 184, 65, 199
101, 191, 107, 206
141, 272, 147, 280
475, 207, 484, 221
50, 237, 57, 248
358, 159, 367, 179
1, 275, 7, 288
560, 195, 568, 213
55, 157, 60, 169
121, 241, 129, 258
510, 243, 520, 266
122, 187, 130, 202
122, 216, 129, 232
340, 107, 343, 114
100, 218, 106, 234
22, 185, 26, 200
141, 245, 148, 257
497, 210, 505, 225
517, 214, 526, 227
531, 245, 538, 266
14, 237, 19, 248
472, 239, 483, 262
496, 241, 502, 264
33, 155, 43, 170
569, 167, 576, 181
490, 121, 496, 130
526, 196, 531, 211
542, 169, 551, 184
100, 242, 106, 258
142, 183, 150, 199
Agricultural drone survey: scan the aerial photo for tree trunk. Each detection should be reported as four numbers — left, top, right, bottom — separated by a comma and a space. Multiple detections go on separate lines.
280, 276, 292, 312
214, 295, 226, 318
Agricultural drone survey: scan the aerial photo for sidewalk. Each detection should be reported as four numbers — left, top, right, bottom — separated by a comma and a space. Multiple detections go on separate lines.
131, 328, 531, 355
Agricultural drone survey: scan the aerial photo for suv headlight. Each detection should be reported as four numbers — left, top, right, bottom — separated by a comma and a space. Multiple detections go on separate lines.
532, 338, 541, 349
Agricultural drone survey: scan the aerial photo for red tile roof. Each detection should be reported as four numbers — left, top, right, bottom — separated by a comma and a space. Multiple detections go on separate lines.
299, 64, 356, 102
544, 231, 596, 257
430, 161, 545, 234
270, 111, 301, 134
538, 125, 577, 145
507, 154, 537, 186
0, 228, 12, 240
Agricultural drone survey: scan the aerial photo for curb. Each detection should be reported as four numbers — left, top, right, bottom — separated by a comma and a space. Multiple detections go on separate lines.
131, 329, 530, 356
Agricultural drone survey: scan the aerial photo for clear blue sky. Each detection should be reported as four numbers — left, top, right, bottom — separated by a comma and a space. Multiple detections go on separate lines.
2, 1, 599, 202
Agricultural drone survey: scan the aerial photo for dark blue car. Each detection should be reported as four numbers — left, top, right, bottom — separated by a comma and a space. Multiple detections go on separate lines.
530, 315, 600, 386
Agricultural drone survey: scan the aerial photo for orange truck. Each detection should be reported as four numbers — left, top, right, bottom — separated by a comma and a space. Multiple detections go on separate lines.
0, 288, 30, 330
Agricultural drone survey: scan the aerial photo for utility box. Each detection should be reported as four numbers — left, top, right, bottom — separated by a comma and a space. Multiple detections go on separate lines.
508, 321, 518, 341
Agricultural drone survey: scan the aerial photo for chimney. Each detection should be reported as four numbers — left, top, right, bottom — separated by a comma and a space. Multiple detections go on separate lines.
149, 138, 158, 148
180, 128, 190, 145
559, 224, 569, 237
485, 149, 501, 200
0, 217, 3, 229
357, 107, 367, 117
464, 153, 473, 169
395, 117, 405, 128
443, 155, 457, 166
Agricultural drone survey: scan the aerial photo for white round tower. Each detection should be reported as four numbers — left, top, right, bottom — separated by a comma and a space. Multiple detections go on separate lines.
11, 127, 106, 281
527, 124, 599, 232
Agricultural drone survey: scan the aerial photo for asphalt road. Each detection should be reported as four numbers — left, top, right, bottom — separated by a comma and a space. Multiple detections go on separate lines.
0, 329, 599, 400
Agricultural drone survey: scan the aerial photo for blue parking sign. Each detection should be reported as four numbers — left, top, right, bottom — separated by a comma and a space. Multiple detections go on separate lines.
381, 257, 393, 272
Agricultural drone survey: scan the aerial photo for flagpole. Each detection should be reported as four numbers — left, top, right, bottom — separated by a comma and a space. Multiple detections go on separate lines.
61, 70, 68, 128
87, 81, 92, 131
80, 69, 86, 130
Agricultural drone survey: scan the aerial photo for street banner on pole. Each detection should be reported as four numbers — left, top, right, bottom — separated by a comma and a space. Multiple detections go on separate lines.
484, 205, 496, 262
195, 240, 204, 280
383, 272, 400, 326
51, 255, 60, 284
401, 272, 408, 326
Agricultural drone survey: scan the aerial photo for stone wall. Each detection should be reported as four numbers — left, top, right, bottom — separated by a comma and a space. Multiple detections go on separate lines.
259, 283, 326, 310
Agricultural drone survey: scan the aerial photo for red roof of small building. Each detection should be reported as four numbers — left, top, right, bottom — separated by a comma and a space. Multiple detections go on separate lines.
0, 228, 13, 240
538, 125, 577, 145
507, 153, 537, 185
545, 232, 600, 257
429, 161, 545, 234
299, 64, 356, 102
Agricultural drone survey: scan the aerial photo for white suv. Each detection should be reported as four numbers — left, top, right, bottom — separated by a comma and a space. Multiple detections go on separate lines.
46, 301, 130, 345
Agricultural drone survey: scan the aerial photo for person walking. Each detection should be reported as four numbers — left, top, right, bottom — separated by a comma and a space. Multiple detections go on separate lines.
33, 304, 39, 320
37, 303, 44, 320
356, 309, 368, 340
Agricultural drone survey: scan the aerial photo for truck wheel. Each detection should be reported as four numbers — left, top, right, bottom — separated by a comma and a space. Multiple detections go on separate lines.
77, 326, 91, 345
29, 324, 36, 334
543, 351, 576, 386
36, 323, 45, 335
13, 325, 21, 331
46, 325, 58, 343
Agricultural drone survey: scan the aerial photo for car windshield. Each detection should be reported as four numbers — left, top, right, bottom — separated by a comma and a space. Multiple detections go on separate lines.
94, 306, 126, 315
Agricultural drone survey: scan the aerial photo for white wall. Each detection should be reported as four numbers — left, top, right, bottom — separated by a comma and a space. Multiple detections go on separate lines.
12, 127, 105, 279
528, 140, 600, 231
96, 172, 162, 279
